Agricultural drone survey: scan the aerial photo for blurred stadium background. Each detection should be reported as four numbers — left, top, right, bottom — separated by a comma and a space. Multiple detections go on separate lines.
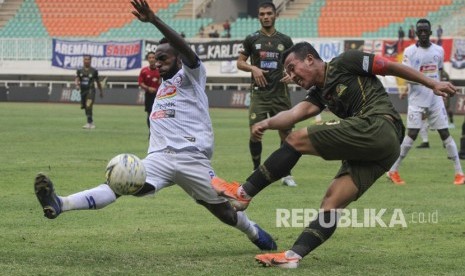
1, 0, 465, 111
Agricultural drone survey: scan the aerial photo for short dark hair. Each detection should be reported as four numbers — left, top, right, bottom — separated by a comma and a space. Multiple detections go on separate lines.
259, 1, 276, 12
282, 42, 322, 64
157, 37, 179, 56
145, 51, 155, 60
416, 18, 431, 29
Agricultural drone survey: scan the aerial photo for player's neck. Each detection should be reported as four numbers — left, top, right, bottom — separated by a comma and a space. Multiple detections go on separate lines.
260, 26, 276, 36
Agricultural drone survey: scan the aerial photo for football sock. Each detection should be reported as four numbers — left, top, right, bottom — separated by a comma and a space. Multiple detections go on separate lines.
249, 140, 262, 170
390, 135, 413, 171
243, 142, 302, 197
419, 121, 429, 143
290, 211, 338, 258
235, 211, 258, 240
60, 184, 116, 211
443, 136, 463, 173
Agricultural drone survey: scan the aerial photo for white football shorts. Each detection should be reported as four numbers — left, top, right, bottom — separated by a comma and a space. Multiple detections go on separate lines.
407, 102, 449, 130
142, 150, 227, 204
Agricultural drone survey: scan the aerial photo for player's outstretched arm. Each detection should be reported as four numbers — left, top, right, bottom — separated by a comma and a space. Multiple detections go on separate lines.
384, 59, 457, 98
131, 0, 197, 67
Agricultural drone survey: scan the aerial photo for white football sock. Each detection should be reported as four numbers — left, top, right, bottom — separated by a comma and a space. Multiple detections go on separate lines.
443, 136, 463, 174
59, 184, 116, 211
235, 211, 258, 240
390, 135, 414, 171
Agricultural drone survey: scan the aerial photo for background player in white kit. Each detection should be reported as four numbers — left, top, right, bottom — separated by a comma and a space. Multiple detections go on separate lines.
33, 0, 277, 251
387, 18, 465, 185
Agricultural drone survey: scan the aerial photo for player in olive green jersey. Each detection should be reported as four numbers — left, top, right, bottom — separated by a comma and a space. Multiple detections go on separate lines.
213, 42, 457, 268
237, 1, 296, 186
75, 55, 103, 129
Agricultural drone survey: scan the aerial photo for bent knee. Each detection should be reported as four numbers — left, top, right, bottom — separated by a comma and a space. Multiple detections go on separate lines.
285, 128, 313, 154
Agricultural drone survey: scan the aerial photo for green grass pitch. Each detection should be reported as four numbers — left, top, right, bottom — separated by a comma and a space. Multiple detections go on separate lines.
1, 102, 464, 275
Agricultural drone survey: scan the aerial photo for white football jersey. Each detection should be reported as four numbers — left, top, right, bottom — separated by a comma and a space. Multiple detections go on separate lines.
403, 43, 444, 107
147, 59, 214, 159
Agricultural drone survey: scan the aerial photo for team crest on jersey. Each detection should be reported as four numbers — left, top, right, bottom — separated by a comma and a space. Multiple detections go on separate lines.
255, 44, 261, 50
335, 84, 347, 96
277, 44, 285, 51
173, 75, 182, 86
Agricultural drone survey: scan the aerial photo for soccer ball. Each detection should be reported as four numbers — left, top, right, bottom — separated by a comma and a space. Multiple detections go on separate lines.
105, 153, 146, 195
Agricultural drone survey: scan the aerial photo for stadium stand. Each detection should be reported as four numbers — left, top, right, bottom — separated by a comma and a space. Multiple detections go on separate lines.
0, 0, 464, 39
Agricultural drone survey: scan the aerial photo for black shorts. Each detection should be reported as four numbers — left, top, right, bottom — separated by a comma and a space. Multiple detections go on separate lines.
248, 91, 291, 126
307, 115, 403, 198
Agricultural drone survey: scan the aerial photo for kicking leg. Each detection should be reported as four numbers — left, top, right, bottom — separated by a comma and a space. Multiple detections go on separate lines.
197, 200, 277, 251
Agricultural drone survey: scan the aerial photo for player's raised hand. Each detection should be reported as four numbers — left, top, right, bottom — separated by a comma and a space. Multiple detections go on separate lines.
432, 81, 457, 98
131, 0, 155, 23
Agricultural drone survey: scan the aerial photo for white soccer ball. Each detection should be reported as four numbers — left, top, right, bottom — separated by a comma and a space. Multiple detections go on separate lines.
105, 153, 146, 195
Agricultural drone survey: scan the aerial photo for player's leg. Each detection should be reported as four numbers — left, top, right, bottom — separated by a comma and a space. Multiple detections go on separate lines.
459, 117, 465, 159
248, 94, 268, 171
255, 175, 358, 268
273, 93, 298, 187
34, 153, 174, 219
197, 200, 277, 251
80, 91, 89, 128
429, 100, 464, 184
388, 106, 423, 184
174, 151, 277, 250
256, 143, 398, 268
85, 90, 96, 128
416, 118, 430, 148
34, 173, 117, 219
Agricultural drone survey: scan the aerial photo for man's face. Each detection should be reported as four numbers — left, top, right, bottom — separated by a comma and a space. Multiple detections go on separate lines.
284, 52, 314, 90
416, 22, 431, 45
147, 53, 156, 68
83, 56, 91, 68
258, 6, 276, 29
154, 44, 180, 80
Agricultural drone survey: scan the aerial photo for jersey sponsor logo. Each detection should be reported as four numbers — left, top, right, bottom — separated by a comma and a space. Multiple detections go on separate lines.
420, 64, 438, 75
151, 109, 175, 119
260, 60, 278, 69
156, 85, 177, 100
155, 101, 175, 109
259, 51, 280, 59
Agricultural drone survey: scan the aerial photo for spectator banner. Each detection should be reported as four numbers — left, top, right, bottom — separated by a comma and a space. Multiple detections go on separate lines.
451, 39, 465, 69
299, 40, 342, 62
52, 39, 142, 70
144, 40, 243, 61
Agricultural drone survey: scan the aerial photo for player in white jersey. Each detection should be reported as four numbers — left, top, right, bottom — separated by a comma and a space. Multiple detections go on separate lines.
387, 18, 465, 185
33, 0, 277, 252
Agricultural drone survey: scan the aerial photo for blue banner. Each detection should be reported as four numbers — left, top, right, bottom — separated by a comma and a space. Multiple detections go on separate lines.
52, 39, 142, 71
